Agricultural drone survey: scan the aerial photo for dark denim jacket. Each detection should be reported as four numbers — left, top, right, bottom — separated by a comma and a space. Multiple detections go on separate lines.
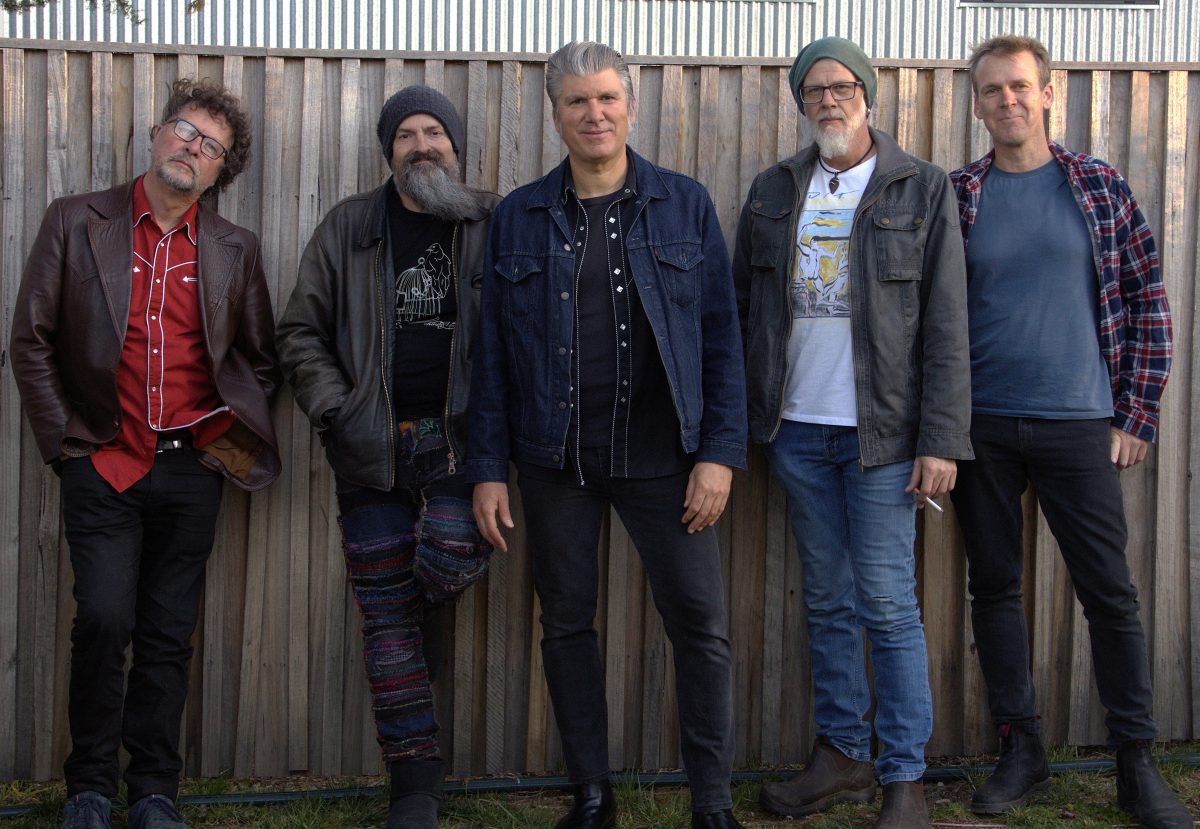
732, 128, 973, 466
467, 150, 747, 482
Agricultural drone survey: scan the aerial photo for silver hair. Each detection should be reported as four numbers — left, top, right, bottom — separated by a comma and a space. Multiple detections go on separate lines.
545, 41, 636, 112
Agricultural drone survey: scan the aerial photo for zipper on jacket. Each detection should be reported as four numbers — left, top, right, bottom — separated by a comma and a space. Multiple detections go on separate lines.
442, 224, 462, 475
375, 239, 396, 490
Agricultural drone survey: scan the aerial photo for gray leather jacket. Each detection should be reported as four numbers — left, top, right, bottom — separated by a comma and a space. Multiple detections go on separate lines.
277, 180, 498, 490
732, 128, 973, 466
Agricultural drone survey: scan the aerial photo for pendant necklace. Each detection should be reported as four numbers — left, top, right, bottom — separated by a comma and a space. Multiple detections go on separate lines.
818, 138, 875, 194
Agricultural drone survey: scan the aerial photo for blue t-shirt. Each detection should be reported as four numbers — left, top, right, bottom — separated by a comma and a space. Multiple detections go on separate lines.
965, 160, 1112, 419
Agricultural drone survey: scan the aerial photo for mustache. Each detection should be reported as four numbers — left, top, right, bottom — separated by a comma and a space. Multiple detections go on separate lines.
166, 152, 198, 172
403, 149, 447, 166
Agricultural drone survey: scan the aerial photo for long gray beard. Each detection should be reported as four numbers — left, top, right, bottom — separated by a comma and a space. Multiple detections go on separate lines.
397, 163, 480, 222
814, 126, 852, 160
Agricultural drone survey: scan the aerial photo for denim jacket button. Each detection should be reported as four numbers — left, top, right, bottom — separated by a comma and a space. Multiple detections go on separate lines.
562, 243, 571, 251
558, 401, 568, 409
560, 291, 570, 300
558, 347, 567, 355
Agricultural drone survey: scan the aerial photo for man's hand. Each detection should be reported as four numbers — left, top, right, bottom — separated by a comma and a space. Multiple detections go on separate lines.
682, 462, 733, 533
473, 482, 514, 553
1110, 428, 1149, 470
904, 456, 957, 508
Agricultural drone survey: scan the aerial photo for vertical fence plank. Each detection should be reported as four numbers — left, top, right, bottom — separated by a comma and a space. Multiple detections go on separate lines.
1152, 70, 1192, 740
0, 47, 27, 782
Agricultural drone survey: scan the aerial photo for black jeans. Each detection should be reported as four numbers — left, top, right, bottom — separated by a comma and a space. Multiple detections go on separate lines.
516, 449, 734, 813
950, 415, 1155, 743
59, 449, 223, 802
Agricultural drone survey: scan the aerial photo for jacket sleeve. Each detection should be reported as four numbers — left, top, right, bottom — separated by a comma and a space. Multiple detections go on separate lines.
234, 233, 283, 406
731, 181, 758, 344
915, 171, 974, 461
695, 191, 749, 469
463, 209, 512, 483
9, 198, 74, 464
276, 223, 353, 428
1110, 175, 1171, 442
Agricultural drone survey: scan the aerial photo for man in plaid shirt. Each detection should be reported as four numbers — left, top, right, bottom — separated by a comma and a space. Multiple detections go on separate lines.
949, 36, 1188, 829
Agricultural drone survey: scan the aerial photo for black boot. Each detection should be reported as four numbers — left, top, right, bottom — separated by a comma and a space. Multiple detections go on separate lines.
387, 758, 444, 829
1116, 741, 1193, 829
970, 725, 1050, 814
554, 780, 616, 829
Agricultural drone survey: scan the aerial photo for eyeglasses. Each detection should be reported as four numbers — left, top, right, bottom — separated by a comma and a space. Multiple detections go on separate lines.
164, 117, 227, 160
798, 81, 864, 105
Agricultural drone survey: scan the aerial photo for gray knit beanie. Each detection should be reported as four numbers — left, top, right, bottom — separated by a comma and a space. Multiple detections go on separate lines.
376, 85, 465, 160
788, 36, 877, 109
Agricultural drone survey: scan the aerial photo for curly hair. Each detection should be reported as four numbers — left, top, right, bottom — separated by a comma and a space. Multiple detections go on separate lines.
160, 77, 252, 193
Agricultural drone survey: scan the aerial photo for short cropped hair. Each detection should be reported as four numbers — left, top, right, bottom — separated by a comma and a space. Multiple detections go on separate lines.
545, 41, 636, 112
967, 36, 1052, 93
160, 77, 253, 193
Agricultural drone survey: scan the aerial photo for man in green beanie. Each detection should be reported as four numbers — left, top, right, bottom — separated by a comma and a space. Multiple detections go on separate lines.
733, 36, 972, 829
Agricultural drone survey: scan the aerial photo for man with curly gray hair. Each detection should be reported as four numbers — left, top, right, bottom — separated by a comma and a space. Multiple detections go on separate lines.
10, 77, 279, 829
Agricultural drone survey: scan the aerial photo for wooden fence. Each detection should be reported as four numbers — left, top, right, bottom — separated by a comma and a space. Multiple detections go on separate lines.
1, 42, 1198, 783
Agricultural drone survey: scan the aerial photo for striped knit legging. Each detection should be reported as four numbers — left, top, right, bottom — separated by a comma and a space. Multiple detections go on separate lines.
337, 420, 490, 761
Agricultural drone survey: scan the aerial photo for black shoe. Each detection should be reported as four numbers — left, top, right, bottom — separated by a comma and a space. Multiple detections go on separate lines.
691, 808, 746, 828
60, 793, 113, 829
554, 781, 616, 829
970, 725, 1051, 814
1116, 741, 1193, 829
127, 795, 186, 829
387, 758, 444, 829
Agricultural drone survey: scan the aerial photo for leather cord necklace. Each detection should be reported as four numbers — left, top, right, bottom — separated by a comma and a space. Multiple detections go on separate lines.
817, 138, 875, 194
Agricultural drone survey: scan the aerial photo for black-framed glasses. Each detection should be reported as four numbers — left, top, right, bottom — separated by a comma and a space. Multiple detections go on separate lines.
165, 117, 227, 160
798, 81, 864, 105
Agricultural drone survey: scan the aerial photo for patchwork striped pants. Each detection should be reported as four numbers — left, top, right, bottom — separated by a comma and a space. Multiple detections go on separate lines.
336, 419, 491, 761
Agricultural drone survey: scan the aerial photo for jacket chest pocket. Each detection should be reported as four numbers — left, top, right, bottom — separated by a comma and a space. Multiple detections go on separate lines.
873, 209, 927, 281
495, 254, 546, 318
748, 199, 793, 270
651, 240, 704, 309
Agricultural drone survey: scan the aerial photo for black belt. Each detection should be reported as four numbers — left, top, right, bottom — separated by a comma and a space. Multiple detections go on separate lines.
155, 432, 190, 453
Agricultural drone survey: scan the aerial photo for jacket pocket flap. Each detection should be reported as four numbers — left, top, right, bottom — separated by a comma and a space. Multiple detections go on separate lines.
495, 254, 542, 283
873, 212, 926, 231
652, 241, 704, 271
749, 199, 792, 219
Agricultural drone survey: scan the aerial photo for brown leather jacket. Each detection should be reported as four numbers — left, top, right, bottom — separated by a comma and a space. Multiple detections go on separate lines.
9, 181, 282, 491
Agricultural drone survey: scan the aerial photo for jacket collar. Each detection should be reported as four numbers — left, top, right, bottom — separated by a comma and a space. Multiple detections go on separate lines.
781, 126, 916, 185
525, 148, 671, 211
85, 179, 242, 341
357, 176, 491, 248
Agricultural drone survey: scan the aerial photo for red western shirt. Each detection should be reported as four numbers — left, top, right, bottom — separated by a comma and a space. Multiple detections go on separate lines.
90, 177, 234, 492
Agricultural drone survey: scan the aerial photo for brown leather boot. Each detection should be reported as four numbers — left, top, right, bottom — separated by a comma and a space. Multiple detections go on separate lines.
873, 781, 929, 829
760, 740, 876, 817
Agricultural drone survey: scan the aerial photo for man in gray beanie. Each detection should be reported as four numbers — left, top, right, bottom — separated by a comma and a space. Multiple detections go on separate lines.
733, 36, 972, 829
277, 85, 496, 829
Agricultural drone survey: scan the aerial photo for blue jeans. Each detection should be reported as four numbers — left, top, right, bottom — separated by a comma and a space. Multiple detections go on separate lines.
767, 421, 931, 784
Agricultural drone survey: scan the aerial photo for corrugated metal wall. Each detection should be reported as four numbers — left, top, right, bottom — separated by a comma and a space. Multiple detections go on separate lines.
2, 0, 1198, 63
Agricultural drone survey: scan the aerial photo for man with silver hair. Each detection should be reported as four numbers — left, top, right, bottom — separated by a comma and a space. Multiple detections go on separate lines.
277, 85, 496, 829
470, 41, 748, 829
734, 36, 972, 828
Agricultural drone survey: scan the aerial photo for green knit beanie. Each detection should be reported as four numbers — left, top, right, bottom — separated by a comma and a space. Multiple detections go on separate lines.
788, 36, 877, 109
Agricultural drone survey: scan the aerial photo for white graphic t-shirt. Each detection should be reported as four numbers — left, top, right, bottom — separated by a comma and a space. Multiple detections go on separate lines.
780, 157, 876, 426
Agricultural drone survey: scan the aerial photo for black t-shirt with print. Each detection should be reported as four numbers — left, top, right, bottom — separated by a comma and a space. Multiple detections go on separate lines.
388, 187, 457, 420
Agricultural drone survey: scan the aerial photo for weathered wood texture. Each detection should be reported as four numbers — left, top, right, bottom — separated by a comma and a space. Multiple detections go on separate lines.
1, 48, 1197, 781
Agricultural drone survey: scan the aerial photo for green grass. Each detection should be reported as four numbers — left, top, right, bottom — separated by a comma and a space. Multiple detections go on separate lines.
4, 745, 1199, 828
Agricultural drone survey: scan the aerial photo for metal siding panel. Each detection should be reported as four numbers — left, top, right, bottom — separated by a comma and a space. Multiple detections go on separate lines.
0, 0, 1193, 63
